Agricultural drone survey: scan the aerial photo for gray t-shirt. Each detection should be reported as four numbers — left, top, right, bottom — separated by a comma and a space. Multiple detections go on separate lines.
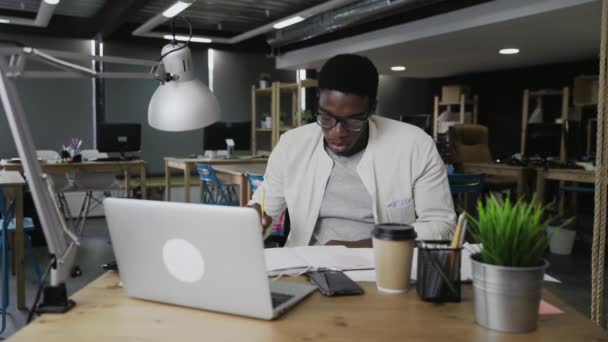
311, 148, 375, 245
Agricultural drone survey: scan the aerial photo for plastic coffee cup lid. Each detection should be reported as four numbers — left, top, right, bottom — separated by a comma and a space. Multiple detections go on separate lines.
372, 224, 417, 241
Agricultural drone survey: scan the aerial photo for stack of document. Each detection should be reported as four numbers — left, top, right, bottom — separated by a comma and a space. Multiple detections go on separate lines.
264, 244, 561, 283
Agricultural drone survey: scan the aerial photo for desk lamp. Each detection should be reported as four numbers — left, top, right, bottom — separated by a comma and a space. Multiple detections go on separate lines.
0, 36, 220, 317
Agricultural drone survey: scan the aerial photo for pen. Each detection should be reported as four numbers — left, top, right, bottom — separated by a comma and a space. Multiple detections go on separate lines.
261, 187, 265, 218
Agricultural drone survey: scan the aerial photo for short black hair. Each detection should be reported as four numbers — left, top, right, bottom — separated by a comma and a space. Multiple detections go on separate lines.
318, 54, 379, 101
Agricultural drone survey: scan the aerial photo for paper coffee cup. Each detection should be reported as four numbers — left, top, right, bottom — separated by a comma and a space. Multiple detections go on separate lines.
372, 224, 417, 293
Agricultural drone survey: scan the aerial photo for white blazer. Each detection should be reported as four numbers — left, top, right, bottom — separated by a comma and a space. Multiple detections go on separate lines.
252, 116, 456, 247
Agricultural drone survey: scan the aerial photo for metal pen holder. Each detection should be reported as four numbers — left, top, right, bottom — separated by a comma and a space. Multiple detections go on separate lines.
416, 241, 462, 302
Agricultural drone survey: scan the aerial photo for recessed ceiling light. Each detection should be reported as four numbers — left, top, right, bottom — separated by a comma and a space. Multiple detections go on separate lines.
162, 1, 191, 18
0, 18, 10, 24
499, 48, 520, 55
273, 16, 304, 29
163, 35, 212, 43
391, 66, 406, 71
43, 0, 60, 4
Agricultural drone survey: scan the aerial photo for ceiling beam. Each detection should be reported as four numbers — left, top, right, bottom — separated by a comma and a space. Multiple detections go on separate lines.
83, 0, 153, 40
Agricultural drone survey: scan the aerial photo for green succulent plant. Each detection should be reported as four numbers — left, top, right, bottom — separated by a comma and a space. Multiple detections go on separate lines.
468, 194, 571, 267
301, 110, 314, 123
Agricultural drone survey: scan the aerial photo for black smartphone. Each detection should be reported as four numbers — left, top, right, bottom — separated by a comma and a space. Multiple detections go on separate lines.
306, 270, 364, 296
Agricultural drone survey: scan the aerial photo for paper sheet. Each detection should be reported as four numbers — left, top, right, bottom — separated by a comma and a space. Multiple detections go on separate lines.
266, 245, 562, 284
539, 300, 564, 315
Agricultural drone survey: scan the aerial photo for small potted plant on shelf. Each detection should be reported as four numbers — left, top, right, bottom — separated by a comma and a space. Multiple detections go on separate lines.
468, 195, 567, 333
279, 112, 287, 127
301, 109, 314, 124
259, 73, 271, 89
261, 113, 271, 129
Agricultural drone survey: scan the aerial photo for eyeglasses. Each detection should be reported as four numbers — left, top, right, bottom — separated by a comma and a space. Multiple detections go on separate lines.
315, 112, 370, 132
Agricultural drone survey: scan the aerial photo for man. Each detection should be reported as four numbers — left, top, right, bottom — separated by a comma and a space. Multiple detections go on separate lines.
249, 54, 455, 247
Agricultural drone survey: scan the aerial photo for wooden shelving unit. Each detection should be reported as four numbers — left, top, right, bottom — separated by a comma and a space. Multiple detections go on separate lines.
521, 87, 569, 162
432, 94, 479, 142
251, 79, 318, 155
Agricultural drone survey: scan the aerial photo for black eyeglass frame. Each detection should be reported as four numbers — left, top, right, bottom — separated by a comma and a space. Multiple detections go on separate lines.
314, 111, 372, 132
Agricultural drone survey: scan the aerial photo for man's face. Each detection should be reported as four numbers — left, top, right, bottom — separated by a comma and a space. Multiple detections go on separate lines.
318, 90, 370, 156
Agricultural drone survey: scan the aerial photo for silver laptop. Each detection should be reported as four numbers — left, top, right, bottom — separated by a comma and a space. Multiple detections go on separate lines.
103, 198, 316, 320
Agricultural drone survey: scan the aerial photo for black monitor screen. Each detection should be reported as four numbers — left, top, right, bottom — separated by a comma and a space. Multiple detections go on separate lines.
564, 120, 583, 161
525, 123, 562, 159
400, 114, 431, 134
97, 123, 141, 153
203, 121, 251, 151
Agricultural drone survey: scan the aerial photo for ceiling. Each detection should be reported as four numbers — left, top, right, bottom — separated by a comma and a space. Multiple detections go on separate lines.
276, 0, 601, 77
129, 0, 327, 35
0, 0, 601, 77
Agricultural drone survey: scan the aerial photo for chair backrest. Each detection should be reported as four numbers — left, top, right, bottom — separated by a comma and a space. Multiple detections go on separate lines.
245, 172, 264, 193
448, 124, 492, 165
448, 173, 485, 194
195, 163, 234, 206
36, 150, 60, 161
0, 188, 14, 222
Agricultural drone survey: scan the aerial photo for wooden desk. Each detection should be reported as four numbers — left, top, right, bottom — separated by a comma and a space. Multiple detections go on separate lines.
8, 272, 607, 341
1, 160, 147, 199
0, 171, 26, 310
461, 162, 532, 197
164, 156, 268, 203
213, 163, 267, 206
535, 168, 595, 212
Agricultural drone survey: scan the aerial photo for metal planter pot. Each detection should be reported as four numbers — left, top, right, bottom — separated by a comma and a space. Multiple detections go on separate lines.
470, 253, 549, 333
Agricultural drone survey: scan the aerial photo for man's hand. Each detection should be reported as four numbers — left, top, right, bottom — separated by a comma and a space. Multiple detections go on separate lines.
325, 238, 372, 248
247, 203, 272, 236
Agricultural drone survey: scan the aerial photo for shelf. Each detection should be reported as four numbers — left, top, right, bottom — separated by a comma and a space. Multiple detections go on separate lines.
279, 83, 298, 91
256, 128, 272, 132
529, 90, 564, 97
299, 79, 318, 88
439, 100, 473, 106
279, 126, 292, 132
255, 88, 272, 95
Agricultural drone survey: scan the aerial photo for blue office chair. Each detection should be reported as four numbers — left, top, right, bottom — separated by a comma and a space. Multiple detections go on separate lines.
195, 164, 239, 206
245, 172, 264, 194
0, 188, 42, 334
448, 173, 485, 214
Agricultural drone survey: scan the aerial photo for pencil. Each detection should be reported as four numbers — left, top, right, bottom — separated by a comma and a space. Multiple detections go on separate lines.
261, 187, 265, 218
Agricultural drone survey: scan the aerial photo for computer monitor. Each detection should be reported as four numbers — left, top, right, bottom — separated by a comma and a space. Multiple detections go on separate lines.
563, 120, 583, 162
203, 121, 251, 151
97, 123, 141, 155
525, 123, 562, 159
400, 114, 431, 135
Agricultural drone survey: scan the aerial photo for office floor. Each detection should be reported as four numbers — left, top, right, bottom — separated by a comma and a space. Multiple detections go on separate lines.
0, 218, 601, 339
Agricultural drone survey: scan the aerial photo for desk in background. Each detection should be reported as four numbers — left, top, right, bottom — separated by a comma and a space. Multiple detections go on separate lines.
0, 171, 26, 310
164, 156, 267, 203
535, 168, 595, 213
1, 160, 147, 199
8, 271, 607, 341
461, 162, 533, 197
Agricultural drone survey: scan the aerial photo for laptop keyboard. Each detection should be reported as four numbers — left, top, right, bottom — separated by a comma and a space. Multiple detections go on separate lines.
271, 292, 294, 308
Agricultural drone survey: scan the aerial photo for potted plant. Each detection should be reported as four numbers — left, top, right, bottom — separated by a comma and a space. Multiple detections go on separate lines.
261, 113, 271, 128
301, 109, 314, 124
259, 73, 271, 89
279, 112, 287, 127
468, 195, 560, 333
546, 218, 576, 255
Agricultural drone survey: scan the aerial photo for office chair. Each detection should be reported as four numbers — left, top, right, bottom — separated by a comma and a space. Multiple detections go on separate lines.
448, 173, 485, 214
244, 172, 286, 240
448, 124, 517, 190
195, 164, 239, 206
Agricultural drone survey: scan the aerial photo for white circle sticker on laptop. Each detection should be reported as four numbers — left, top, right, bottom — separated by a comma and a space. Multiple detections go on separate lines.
162, 238, 205, 283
